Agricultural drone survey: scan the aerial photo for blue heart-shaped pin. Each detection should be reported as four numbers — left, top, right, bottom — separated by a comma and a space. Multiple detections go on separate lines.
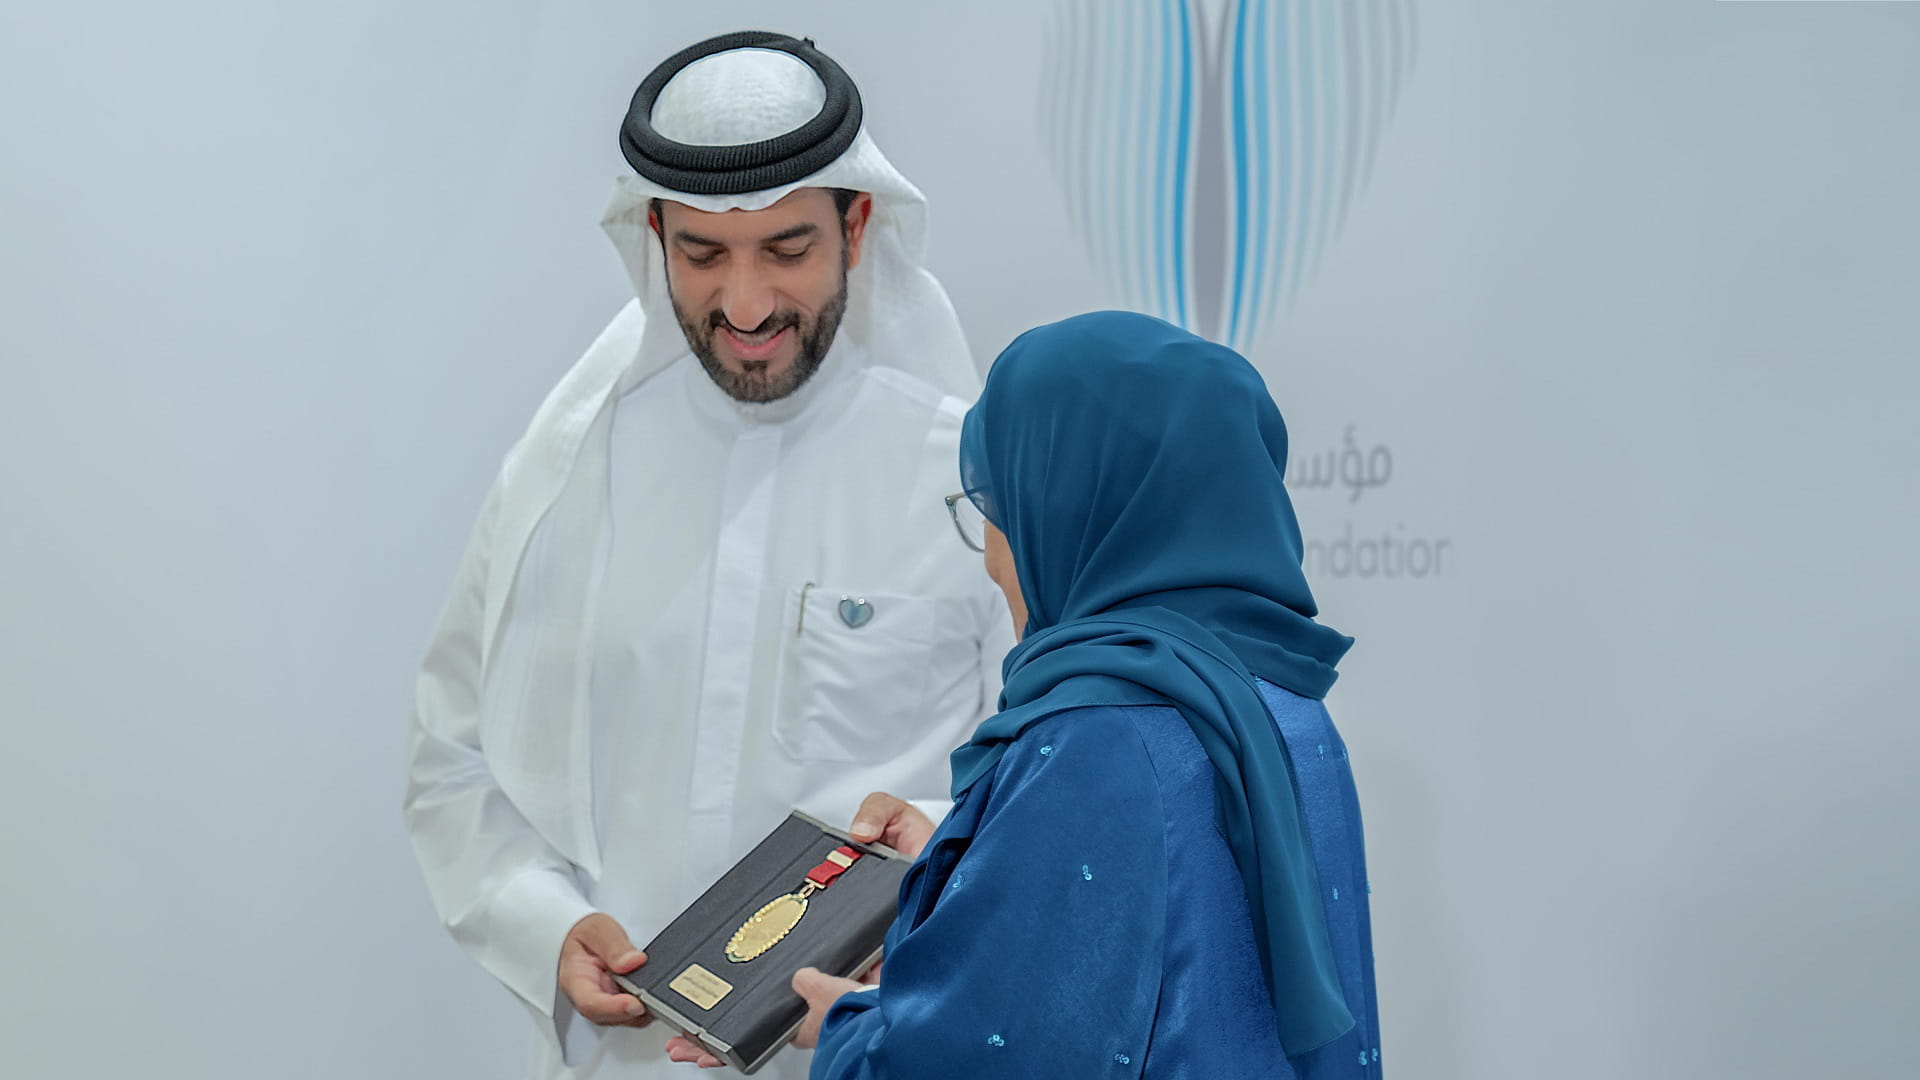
838, 596, 874, 629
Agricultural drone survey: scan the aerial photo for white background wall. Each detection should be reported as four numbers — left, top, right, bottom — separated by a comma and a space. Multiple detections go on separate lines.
2, 2, 1914, 1078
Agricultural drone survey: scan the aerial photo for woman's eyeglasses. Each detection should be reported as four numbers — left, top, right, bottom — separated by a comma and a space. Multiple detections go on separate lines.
944, 492, 987, 553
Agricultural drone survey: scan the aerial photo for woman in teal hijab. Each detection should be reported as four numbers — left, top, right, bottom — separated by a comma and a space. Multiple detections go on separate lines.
799, 312, 1381, 1077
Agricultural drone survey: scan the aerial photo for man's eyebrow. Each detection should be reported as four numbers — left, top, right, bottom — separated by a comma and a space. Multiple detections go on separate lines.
760, 223, 820, 245
670, 223, 819, 248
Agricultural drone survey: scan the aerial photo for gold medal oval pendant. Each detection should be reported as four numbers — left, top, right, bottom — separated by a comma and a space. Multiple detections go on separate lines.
725, 893, 809, 963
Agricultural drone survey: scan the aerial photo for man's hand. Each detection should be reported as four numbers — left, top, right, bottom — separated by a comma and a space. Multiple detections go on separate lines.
790, 967, 865, 1049
664, 1036, 726, 1069
847, 791, 936, 859
557, 913, 650, 1027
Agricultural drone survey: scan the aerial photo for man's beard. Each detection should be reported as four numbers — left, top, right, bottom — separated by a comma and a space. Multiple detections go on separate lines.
674, 263, 851, 404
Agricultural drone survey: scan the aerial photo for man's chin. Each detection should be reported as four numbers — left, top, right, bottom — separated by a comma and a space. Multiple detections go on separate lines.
716, 353, 797, 384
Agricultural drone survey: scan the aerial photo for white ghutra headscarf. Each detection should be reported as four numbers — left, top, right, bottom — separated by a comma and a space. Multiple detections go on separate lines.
600, 39, 978, 400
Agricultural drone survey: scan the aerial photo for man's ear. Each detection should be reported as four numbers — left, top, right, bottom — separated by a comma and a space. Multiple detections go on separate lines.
648, 200, 664, 239
842, 192, 875, 270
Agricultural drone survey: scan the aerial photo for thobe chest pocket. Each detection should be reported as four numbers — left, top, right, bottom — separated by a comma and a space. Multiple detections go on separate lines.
772, 584, 969, 764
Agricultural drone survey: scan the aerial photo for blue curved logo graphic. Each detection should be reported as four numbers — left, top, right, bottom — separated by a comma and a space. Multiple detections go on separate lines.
1041, 0, 1419, 350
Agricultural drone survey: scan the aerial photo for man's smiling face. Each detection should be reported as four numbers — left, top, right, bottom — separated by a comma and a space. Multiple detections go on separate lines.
652, 187, 872, 403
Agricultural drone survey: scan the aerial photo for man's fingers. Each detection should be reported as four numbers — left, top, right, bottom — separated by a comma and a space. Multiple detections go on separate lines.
571, 913, 646, 972
849, 791, 910, 842
666, 1036, 724, 1068
577, 995, 646, 1025
562, 973, 650, 1026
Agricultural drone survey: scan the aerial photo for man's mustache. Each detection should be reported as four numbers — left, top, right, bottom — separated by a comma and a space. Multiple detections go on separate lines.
708, 311, 802, 336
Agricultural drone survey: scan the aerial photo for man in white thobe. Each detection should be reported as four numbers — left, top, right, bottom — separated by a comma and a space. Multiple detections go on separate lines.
404, 33, 1010, 1080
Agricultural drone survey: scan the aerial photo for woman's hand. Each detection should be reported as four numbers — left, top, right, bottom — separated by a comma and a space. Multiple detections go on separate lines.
790, 967, 865, 1049
848, 791, 936, 859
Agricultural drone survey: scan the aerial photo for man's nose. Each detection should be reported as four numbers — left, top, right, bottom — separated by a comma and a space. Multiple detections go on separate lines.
718, 265, 777, 332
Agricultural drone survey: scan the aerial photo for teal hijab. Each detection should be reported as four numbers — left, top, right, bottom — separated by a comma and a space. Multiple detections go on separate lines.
951, 312, 1357, 1055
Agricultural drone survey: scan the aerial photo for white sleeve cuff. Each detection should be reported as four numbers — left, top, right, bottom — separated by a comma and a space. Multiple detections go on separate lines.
462, 865, 598, 1025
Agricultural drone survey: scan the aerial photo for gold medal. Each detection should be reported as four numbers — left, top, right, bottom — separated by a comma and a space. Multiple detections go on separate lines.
724, 846, 862, 963
726, 893, 809, 962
